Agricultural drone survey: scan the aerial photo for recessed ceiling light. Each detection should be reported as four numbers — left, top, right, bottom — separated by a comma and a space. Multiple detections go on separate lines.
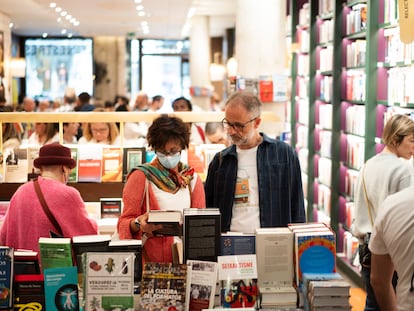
42, 33, 48, 38
61, 29, 67, 34
9, 22, 14, 28
49, 2, 56, 8
55, 7, 62, 12
138, 11, 145, 17
136, 5, 144, 11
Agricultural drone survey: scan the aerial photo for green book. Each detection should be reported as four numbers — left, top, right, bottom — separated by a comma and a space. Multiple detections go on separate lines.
38, 237, 73, 271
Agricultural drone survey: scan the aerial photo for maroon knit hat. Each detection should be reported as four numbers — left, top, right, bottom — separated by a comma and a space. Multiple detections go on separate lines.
33, 143, 76, 169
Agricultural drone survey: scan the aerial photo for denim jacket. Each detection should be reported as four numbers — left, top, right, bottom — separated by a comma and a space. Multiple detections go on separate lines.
204, 133, 306, 232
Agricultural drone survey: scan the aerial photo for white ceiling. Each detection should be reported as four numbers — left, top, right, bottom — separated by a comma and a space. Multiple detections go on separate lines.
0, 0, 236, 39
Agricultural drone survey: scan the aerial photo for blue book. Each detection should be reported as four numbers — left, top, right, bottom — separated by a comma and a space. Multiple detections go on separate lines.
44, 266, 79, 311
220, 233, 256, 256
0, 247, 13, 309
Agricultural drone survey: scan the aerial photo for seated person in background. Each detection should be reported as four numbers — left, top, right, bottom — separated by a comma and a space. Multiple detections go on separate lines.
172, 97, 206, 145
205, 122, 229, 146
117, 115, 205, 263
63, 122, 80, 144
27, 122, 59, 146
1, 106, 21, 150
0, 143, 98, 252
78, 121, 121, 145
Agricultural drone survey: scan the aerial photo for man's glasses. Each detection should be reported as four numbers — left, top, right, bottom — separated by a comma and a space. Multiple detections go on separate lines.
222, 117, 258, 132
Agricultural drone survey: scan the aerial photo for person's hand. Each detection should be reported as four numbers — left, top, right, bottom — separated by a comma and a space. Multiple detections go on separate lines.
139, 212, 163, 237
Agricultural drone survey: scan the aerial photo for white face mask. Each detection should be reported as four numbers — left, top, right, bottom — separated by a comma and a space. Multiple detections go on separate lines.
157, 153, 181, 169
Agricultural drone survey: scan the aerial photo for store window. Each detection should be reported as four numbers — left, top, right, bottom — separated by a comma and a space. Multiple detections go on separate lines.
128, 39, 189, 111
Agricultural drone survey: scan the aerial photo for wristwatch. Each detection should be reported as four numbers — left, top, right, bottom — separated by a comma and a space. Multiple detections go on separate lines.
134, 217, 141, 230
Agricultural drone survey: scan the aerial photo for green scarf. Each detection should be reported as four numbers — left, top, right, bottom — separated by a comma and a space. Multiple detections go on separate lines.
132, 158, 194, 194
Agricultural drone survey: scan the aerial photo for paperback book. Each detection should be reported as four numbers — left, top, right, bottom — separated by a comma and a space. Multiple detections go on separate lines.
185, 260, 218, 311
38, 237, 73, 271
140, 262, 188, 311
0, 247, 13, 309
77, 145, 103, 182
13, 274, 45, 311
220, 232, 255, 256
100, 198, 122, 219
148, 210, 182, 236
101, 147, 123, 182
217, 254, 259, 309
122, 147, 146, 182
83, 252, 135, 311
44, 266, 79, 311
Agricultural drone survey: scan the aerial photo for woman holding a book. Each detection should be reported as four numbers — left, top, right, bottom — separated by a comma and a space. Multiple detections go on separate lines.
117, 115, 205, 263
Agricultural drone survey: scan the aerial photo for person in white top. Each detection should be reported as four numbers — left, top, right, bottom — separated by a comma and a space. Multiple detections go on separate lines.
370, 186, 414, 311
78, 122, 121, 145
27, 122, 59, 146
352, 113, 414, 310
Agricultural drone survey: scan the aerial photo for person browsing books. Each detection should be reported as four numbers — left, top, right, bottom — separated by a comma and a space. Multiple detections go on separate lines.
117, 115, 206, 263
0, 143, 98, 252
369, 186, 414, 311
351, 113, 414, 311
204, 92, 305, 234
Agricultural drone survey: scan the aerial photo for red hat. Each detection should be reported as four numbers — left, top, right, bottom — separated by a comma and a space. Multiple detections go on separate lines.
34, 143, 76, 169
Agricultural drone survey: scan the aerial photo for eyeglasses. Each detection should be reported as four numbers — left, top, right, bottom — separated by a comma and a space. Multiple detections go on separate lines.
156, 150, 181, 157
91, 127, 109, 133
222, 117, 258, 132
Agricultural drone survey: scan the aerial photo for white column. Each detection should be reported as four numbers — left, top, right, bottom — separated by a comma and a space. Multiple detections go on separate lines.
189, 15, 211, 111
235, 0, 287, 137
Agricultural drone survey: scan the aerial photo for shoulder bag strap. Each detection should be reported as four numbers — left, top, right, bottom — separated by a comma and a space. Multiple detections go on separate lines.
361, 166, 374, 227
33, 179, 64, 236
141, 179, 150, 262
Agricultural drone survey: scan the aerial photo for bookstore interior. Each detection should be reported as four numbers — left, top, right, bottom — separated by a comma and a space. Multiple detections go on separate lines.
0, 0, 413, 310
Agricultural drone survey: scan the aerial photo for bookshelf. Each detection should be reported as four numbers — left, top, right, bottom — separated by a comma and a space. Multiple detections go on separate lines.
288, 0, 414, 286
0, 111, 281, 202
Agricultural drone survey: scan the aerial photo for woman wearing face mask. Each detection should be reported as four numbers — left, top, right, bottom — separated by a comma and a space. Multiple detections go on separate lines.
117, 115, 206, 263
0, 143, 98, 252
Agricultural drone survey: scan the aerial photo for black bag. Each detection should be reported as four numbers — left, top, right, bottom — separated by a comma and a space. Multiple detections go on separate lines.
359, 233, 371, 268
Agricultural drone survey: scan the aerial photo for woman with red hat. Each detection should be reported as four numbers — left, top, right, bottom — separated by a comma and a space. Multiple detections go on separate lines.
0, 143, 98, 252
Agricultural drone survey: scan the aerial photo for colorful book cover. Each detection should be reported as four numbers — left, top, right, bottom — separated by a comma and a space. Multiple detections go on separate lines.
101, 147, 123, 182
100, 198, 122, 218
217, 254, 258, 309
77, 145, 102, 182
27, 146, 40, 180
3, 147, 28, 183
140, 262, 188, 311
13, 274, 45, 311
83, 252, 135, 311
44, 266, 79, 311
294, 230, 336, 286
0, 247, 13, 309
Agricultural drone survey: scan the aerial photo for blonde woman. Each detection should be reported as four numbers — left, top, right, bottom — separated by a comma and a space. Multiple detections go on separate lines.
78, 121, 121, 145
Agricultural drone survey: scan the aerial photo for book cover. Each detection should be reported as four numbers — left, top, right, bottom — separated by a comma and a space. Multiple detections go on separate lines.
183, 208, 221, 262
308, 279, 350, 297
220, 232, 255, 256
44, 266, 79, 311
38, 237, 73, 271
71, 234, 111, 273
108, 239, 143, 293
217, 254, 259, 309
140, 262, 188, 311
3, 147, 28, 183
294, 229, 336, 286
148, 210, 182, 236
185, 260, 218, 311
0, 247, 13, 309
83, 252, 135, 311
68, 146, 78, 183
27, 146, 40, 181
255, 227, 297, 307
100, 198, 122, 219
77, 145, 103, 182
13, 250, 40, 275
13, 274, 45, 311
122, 147, 146, 182
101, 147, 123, 182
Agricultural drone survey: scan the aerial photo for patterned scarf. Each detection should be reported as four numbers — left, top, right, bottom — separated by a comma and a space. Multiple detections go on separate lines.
133, 158, 194, 194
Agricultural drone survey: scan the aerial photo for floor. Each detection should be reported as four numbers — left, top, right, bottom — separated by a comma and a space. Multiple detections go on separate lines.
350, 287, 366, 311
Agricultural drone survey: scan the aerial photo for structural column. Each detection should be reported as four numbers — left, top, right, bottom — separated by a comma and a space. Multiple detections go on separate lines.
189, 15, 211, 111
235, 0, 287, 136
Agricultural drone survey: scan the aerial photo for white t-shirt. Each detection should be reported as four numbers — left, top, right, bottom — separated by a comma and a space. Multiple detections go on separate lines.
230, 146, 260, 234
369, 186, 414, 310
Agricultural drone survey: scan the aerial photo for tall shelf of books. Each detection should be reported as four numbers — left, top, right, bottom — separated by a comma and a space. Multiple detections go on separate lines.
290, 0, 411, 286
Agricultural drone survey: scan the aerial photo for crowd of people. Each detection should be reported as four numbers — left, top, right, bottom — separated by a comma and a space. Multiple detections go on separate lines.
2, 89, 414, 310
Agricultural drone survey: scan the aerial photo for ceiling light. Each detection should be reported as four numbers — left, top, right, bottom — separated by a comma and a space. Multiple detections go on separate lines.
134, 0, 142, 3
66, 15, 71, 20
74, 21, 80, 26
141, 21, 148, 26
42, 33, 48, 38
60, 11, 67, 17
138, 11, 145, 17
187, 7, 196, 19
67, 33, 73, 38
136, 5, 144, 10
61, 29, 67, 34
55, 7, 62, 12
49, 2, 56, 8
57, 17, 62, 22
9, 22, 14, 28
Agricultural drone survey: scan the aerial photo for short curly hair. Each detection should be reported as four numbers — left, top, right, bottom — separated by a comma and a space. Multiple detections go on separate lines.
147, 114, 190, 151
